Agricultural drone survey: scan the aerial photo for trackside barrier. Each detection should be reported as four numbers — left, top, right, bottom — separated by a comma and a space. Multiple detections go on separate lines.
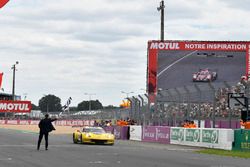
103, 126, 129, 140
129, 125, 142, 141
170, 127, 234, 150
142, 126, 170, 144
233, 129, 250, 151
0, 120, 94, 126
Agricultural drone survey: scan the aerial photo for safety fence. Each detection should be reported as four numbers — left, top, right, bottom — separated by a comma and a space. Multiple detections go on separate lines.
126, 81, 246, 127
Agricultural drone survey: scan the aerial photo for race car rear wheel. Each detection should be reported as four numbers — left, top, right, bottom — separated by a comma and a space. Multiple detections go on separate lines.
73, 133, 78, 144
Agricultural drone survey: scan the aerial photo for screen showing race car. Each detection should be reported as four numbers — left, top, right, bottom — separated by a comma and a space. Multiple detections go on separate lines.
147, 41, 250, 94
157, 50, 246, 90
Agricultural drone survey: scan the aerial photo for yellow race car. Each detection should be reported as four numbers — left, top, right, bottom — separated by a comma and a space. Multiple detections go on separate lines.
73, 126, 115, 145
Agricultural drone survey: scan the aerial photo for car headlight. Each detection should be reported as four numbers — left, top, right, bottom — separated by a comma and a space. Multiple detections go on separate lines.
106, 134, 113, 138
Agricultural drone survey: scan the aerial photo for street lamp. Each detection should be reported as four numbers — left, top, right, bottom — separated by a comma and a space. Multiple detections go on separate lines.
12, 61, 19, 101
121, 91, 134, 98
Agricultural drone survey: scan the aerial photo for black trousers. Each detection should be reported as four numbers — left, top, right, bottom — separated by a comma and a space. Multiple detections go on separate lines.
37, 132, 49, 150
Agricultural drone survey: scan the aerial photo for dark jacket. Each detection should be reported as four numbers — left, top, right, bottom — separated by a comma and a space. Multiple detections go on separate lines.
38, 118, 57, 133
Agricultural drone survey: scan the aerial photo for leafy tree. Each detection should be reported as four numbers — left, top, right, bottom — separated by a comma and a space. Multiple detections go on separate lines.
77, 100, 103, 111
104, 105, 119, 109
69, 106, 78, 111
38, 94, 62, 113
31, 103, 40, 110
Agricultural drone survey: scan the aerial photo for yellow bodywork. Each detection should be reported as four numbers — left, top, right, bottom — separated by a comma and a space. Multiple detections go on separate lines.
73, 127, 115, 145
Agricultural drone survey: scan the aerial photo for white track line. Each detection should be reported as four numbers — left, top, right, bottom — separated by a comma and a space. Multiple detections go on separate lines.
157, 50, 198, 78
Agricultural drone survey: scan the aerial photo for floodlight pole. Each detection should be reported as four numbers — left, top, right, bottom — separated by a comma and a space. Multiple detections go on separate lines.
12, 61, 19, 101
157, 0, 165, 41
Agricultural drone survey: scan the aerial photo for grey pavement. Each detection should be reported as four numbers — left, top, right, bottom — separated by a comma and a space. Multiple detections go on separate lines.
0, 128, 249, 167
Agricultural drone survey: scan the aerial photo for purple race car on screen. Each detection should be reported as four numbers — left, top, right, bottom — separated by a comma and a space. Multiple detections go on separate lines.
192, 69, 217, 82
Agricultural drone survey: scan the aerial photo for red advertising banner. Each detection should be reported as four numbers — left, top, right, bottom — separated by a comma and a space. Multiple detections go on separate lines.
148, 41, 248, 51
0, 0, 9, 8
0, 100, 32, 113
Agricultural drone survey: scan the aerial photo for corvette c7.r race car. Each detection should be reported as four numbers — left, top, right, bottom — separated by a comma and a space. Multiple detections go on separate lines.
73, 126, 115, 145
192, 68, 217, 82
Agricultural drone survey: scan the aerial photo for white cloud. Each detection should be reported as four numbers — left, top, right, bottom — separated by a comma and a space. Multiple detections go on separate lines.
0, 0, 250, 106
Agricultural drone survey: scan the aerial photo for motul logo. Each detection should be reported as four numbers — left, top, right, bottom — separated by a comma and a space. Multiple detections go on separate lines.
0, 100, 32, 113
150, 42, 180, 50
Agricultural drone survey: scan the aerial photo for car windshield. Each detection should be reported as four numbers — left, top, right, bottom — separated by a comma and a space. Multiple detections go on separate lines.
82, 128, 105, 133
200, 70, 209, 74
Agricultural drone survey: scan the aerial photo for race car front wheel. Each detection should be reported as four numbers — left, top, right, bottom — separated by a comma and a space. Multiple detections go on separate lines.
73, 133, 78, 144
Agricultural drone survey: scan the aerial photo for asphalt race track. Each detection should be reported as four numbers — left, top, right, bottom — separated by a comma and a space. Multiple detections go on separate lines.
158, 50, 246, 90
0, 129, 249, 167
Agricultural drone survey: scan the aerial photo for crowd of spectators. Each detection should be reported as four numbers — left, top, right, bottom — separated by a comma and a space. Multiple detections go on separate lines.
158, 82, 245, 122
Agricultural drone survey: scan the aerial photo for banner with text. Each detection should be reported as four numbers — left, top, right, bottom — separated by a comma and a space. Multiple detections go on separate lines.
0, 100, 32, 113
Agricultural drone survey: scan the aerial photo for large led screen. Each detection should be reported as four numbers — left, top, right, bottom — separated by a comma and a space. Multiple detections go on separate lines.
147, 41, 250, 94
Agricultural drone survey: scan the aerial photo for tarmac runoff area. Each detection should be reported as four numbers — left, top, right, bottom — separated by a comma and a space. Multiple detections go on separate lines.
0, 124, 78, 134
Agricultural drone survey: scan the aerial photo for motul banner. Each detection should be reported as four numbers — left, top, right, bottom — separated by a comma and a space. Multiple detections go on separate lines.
149, 41, 248, 51
0, 100, 32, 113
0, 0, 9, 8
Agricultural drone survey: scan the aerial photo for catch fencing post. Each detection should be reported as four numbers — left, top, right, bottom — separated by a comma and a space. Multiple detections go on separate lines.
184, 86, 191, 121
208, 82, 216, 128
194, 84, 202, 128
138, 95, 145, 125
224, 81, 232, 128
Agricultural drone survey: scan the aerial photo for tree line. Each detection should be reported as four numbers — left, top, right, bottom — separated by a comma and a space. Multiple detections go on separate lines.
32, 94, 117, 113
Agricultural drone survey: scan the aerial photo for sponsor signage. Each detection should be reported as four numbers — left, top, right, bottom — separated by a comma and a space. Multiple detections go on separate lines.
129, 125, 142, 141
171, 128, 184, 141
202, 129, 219, 144
149, 41, 247, 51
185, 129, 200, 142
0, 100, 32, 113
142, 126, 170, 144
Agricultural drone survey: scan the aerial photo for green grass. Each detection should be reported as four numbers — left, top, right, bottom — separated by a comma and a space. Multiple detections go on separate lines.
196, 149, 250, 158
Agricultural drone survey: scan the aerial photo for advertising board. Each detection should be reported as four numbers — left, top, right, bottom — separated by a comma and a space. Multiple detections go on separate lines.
147, 40, 249, 97
0, 100, 32, 113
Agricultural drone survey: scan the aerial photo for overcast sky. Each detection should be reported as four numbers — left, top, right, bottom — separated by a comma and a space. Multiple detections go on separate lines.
0, 0, 250, 107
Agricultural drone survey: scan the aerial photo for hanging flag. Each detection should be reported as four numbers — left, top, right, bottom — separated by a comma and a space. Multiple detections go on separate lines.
0, 0, 9, 9
0, 73, 3, 88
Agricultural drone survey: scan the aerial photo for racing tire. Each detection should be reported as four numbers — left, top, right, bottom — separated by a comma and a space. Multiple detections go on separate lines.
73, 133, 78, 144
79, 134, 83, 144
